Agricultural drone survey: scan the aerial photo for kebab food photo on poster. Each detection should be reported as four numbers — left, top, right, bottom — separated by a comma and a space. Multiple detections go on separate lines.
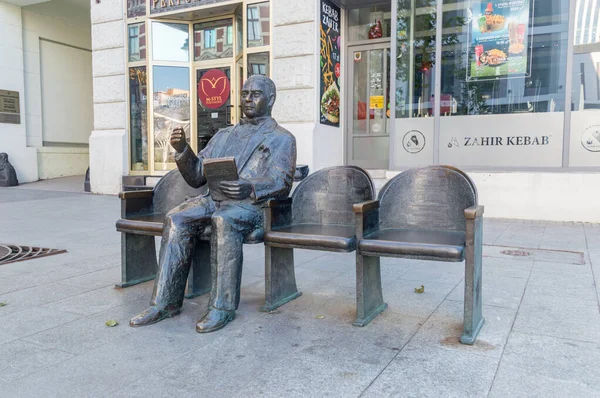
320, 0, 341, 127
467, 0, 533, 81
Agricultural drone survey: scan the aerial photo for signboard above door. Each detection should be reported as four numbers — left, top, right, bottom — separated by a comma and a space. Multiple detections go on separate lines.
151, 0, 231, 15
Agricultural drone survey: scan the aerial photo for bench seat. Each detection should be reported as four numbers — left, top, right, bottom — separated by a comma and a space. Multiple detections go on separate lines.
265, 224, 356, 252
359, 228, 465, 261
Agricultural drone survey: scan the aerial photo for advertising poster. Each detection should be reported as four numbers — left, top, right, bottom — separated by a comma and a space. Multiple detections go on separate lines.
467, 0, 532, 81
320, 0, 341, 127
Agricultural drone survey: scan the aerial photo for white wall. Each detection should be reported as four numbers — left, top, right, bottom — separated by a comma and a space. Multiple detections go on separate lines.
0, 3, 38, 183
22, 0, 92, 179
39, 39, 93, 145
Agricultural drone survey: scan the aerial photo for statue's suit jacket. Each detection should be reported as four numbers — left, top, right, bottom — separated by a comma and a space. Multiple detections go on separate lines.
173, 116, 297, 219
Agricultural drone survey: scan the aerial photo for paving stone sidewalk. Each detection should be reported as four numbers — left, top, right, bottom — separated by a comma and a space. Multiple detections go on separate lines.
0, 179, 599, 397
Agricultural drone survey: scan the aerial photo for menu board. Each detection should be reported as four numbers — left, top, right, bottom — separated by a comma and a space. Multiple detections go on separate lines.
319, 0, 340, 127
467, 0, 532, 81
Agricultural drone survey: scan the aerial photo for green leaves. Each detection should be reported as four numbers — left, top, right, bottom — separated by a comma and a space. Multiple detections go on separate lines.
105, 320, 119, 327
0, 301, 7, 307
414, 285, 425, 294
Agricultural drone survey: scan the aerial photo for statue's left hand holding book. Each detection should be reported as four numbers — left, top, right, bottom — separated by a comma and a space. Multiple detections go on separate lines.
203, 157, 239, 201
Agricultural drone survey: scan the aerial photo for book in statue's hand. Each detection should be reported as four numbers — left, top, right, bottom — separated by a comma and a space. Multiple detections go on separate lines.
203, 157, 239, 201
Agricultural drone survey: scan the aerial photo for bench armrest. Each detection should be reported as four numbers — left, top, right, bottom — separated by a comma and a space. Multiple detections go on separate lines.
119, 190, 154, 200
354, 200, 380, 239
465, 205, 484, 219
264, 197, 292, 232
119, 190, 155, 218
353, 200, 379, 213
263, 197, 292, 208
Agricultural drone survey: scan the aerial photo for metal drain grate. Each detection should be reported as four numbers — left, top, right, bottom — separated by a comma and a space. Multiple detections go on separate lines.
0, 244, 66, 265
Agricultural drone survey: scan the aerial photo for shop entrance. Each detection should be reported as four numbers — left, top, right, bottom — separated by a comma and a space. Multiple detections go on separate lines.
195, 66, 233, 151
347, 43, 391, 169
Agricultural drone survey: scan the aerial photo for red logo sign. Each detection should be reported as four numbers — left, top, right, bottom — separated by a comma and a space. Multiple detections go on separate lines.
198, 69, 230, 109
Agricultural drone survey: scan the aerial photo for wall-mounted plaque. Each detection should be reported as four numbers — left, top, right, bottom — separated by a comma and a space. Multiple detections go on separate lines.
0, 90, 20, 124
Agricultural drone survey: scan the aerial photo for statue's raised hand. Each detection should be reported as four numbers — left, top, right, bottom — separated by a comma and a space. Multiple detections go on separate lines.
170, 127, 187, 153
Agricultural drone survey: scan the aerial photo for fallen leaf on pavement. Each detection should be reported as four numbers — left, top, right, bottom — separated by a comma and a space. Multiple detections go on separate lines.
414, 285, 425, 294
105, 320, 119, 327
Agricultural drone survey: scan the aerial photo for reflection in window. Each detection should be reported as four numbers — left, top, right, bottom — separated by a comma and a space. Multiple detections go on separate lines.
194, 19, 234, 61
227, 25, 233, 45
395, 0, 436, 118
152, 22, 189, 62
440, 0, 569, 116
153, 66, 190, 170
247, 2, 270, 47
129, 67, 148, 171
128, 23, 146, 62
204, 30, 215, 48
248, 52, 269, 77
236, 10, 243, 54
572, 1, 600, 111
127, 0, 145, 18
349, 4, 392, 42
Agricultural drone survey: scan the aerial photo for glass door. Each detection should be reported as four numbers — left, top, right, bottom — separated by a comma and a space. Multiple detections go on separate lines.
347, 44, 391, 169
196, 66, 233, 151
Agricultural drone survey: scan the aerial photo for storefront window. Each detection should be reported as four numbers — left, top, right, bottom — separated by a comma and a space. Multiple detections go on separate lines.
128, 23, 146, 62
569, 0, 600, 167
440, 0, 569, 116
153, 66, 190, 171
247, 52, 269, 76
392, 0, 436, 169
348, 4, 392, 42
129, 67, 148, 171
236, 11, 243, 54
247, 2, 270, 47
127, 0, 146, 18
395, 0, 436, 118
437, 0, 570, 168
194, 19, 234, 61
152, 22, 189, 62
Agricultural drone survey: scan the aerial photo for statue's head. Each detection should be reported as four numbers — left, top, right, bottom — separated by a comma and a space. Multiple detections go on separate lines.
241, 75, 276, 119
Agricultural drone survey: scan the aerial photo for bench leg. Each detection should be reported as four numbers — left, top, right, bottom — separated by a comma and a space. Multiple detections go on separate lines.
185, 240, 212, 299
115, 233, 157, 288
260, 245, 302, 312
354, 254, 387, 327
461, 216, 484, 345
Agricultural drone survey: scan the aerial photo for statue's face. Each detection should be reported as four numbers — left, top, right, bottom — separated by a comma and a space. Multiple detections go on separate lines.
241, 79, 273, 119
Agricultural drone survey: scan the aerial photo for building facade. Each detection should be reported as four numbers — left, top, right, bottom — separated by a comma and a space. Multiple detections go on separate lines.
2, 0, 600, 221
0, 0, 92, 182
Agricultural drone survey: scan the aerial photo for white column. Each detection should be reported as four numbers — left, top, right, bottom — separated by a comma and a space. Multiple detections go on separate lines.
272, 0, 319, 171
89, 0, 127, 194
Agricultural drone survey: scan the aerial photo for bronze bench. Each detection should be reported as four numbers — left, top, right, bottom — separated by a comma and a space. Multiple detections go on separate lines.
354, 165, 485, 344
262, 166, 381, 326
116, 166, 309, 299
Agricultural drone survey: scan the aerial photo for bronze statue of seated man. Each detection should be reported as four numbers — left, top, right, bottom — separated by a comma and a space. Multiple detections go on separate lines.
130, 75, 297, 333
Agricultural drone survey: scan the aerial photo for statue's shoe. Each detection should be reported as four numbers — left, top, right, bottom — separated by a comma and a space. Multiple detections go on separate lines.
196, 308, 236, 333
129, 306, 180, 327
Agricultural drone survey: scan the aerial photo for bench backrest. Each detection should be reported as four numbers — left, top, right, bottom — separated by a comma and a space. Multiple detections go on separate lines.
291, 166, 375, 226
378, 166, 477, 232
152, 169, 207, 215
